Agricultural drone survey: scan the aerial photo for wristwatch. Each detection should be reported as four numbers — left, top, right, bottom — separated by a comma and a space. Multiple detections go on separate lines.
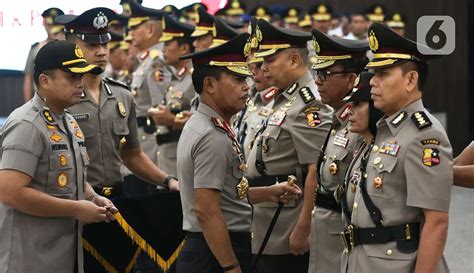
163, 175, 177, 188
222, 262, 240, 272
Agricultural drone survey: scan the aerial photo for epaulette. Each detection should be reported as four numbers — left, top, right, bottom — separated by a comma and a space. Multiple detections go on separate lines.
150, 49, 160, 60
411, 111, 432, 130
299, 87, 315, 104
103, 77, 131, 91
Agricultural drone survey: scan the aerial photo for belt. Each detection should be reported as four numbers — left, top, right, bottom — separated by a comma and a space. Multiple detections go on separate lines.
136, 116, 156, 134
155, 130, 182, 145
93, 183, 123, 198
315, 190, 341, 212
187, 231, 251, 243
340, 223, 420, 252
247, 174, 297, 187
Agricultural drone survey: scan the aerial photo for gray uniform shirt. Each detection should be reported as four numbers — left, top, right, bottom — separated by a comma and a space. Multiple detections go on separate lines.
177, 103, 252, 232
343, 99, 453, 273
245, 71, 333, 254
309, 104, 363, 273
24, 41, 45, 94
0, 93, 88, 273
156, 63, 196, 175
67, 79, 140, 186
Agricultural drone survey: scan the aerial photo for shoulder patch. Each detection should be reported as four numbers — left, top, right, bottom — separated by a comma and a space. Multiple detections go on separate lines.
421, 139, 440, 145
103, 77, 131, 91
411, 111, 432, 130
390, 111, 407, 127
299, 87, 315, 104
287, 82, 299, 95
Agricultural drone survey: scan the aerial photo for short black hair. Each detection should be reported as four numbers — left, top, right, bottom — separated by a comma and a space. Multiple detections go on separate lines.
400, 61, 428, 91
191, 65, 223, 94
176, 37, 195, 54
336, 56, 369, 74
33, 69, 54, 87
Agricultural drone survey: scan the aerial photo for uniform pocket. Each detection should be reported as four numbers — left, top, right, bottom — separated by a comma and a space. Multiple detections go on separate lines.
47, 153, 75, 194
367, 156, 398, 199
113, 120, 130, 136
363, 242, 416, 261
263, 125, 281, 155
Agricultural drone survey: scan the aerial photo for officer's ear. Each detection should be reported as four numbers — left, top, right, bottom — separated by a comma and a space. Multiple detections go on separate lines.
405, 70, 418, 93
203, 76, 217, 94
347, 72, 358, 90
180, 43, 190, 55
38, 71, 54, 89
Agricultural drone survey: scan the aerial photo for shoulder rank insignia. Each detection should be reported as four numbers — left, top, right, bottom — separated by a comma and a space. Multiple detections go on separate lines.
421, 139, 440, 145
153, 69, 164, 82
411, 111, 432, 130
117, 102, 127, 117
42, 110, 55, 124
304, 107, 321, 127
50, 132, 62, 142
103, 77, 131, 91
422, 147, 440, 167
287, 82, 299, 95
299, 87, 315, 103
149, 49, 160, 60
390, 111, 407, 127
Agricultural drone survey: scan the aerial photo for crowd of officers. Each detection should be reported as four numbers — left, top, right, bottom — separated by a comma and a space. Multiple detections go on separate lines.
0, 1, 469, 273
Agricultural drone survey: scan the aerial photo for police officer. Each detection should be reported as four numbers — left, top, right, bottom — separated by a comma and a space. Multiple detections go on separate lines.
177, 33, 301, 273
0, 40, 117, 273
147, 14, 195, 175
385, 12, 407, 37
56, 8, 178, 199
23, 7, 65, 102
341, 23, 453, 273
307, 30, 369, 273
104, 31, 128, 81
245, 19, 333, 273
127, 2, 172, 195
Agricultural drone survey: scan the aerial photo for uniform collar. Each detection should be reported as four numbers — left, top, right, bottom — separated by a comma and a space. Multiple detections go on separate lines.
33, 93, 68, 132
257, 86, 278, 105
380, 99, 425, 136
172, 62, 192, 80
197, 102, 225, 121
333, 103, 351, 128
280, 70, 314, 101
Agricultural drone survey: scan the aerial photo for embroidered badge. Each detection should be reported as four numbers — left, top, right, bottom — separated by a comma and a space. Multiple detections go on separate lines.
153, 69, 164, 82
47, 125, 56, 130
412, 111, 432, 130
422, 148, 440, 167
421, 139, 440, 145
75, 130, 84, 139
304, 107, 321, 127
43, 110, 55, 123
57, 172, 69, 187
299, 87, 315, 103
373, 176, 383, 188
390, 111, 407, 127
328, 161, 338, 175
378, 141, 400, 156
117, 102, 127, 117
52, 144, 68, 151
50, 132, 62, 142
59, 154, 68, 167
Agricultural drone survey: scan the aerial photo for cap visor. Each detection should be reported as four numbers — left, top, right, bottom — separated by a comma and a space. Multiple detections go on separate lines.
66, 63, 102, 75
159, 35, 174, 42
191, 29, 210, 37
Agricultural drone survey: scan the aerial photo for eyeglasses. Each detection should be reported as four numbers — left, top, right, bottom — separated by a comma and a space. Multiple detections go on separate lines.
313, 69, 352, 81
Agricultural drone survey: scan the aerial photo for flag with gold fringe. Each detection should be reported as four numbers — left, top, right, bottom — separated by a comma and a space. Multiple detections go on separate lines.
82, 192, 185, 272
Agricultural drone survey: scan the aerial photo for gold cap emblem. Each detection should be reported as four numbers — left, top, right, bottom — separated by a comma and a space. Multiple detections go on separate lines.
312, 39, 320, 54
318, 5, 327, 14
368, 30, 379, 52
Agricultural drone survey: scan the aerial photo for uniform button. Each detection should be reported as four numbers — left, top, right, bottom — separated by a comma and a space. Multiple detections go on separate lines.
141, 136, 146, 140
157, 151, 160, 156
386, 249, 393, 256
311, 207, 316, 217
353, 202, 358, 209
373, 157, 382, 165
372, 145, 379, 152
266, 132, 270, 137
378, 163, 384, 169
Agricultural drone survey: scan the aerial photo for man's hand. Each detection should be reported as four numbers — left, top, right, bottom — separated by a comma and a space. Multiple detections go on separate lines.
90, 195, 118, 222
267, 182, 302, 203
289, 225, 310, 255
148, 105, 175, 126
74, 200, 109, 223
168, 179, 180, 191
174, 111, 192, 129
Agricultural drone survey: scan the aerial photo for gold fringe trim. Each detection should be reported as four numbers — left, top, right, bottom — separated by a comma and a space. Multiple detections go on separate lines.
82, 238, 118, 273
126, 247, 141, 273
115, 211, 186, 270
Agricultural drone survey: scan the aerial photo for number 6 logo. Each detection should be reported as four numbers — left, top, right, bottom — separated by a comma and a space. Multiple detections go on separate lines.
417, 16, 455, 55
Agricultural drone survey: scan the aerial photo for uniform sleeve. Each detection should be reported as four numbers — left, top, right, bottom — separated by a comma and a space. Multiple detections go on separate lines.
469, 141, 474, 150
125, 94, 141, 150
24, 46, 35, 74
1, 121, 44, 177
405, 130, 453, 212
192, 130, 231, 191
290, 101, 333, 164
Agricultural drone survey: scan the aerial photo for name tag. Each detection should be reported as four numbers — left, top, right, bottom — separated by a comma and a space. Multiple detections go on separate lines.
72, 113, 90, 121
268, 111, 286, 126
